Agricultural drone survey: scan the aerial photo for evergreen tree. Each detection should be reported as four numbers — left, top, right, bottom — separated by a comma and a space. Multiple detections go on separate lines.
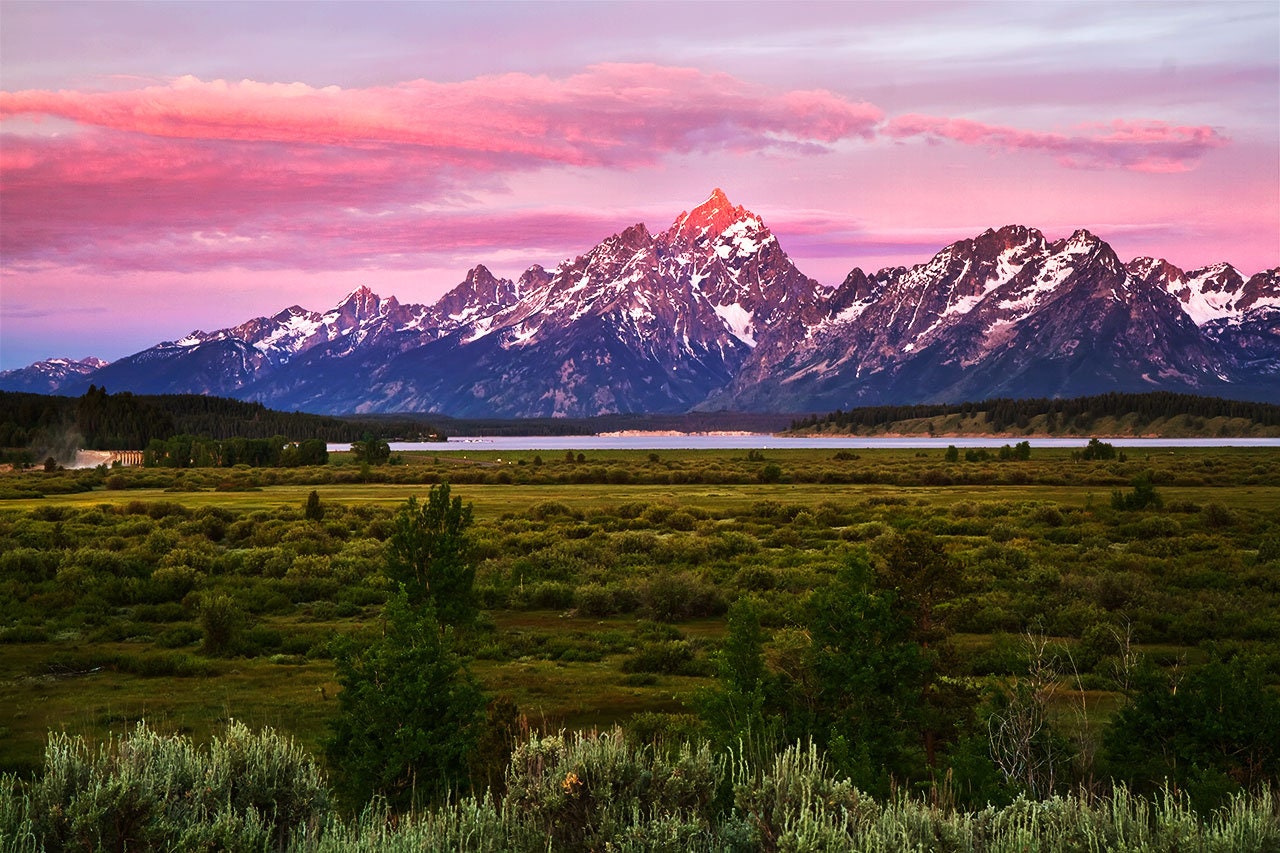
385, 485, 476, 626
878, 530, 959, 644
695, 598, 778, 758
325, 592, 486, 811
876, 531, 973, 768
304, 490, 325, 521
808, 554, 930, 793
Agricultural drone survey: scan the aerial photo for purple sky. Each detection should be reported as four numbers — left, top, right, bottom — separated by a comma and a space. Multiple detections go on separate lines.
1, 0, 1277, 370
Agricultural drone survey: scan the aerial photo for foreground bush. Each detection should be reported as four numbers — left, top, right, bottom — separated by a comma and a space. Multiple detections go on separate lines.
3, 724, 1278, 852
503, 729, 723, 851
733, 742, 1280, 852
0, 721, 327, 851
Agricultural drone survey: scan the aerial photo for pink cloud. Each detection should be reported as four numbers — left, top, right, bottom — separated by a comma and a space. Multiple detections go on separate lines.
0, 64, 1246, 283
884, 114, 1228, 172
1, 65, 884, 274
0, 127, 645, 273
0, 65, 882, 165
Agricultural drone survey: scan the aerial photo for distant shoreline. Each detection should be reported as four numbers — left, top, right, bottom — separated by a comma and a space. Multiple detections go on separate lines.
362, 435, 1280, 452
596, 429, 760, 438
780, 431, 1246, 440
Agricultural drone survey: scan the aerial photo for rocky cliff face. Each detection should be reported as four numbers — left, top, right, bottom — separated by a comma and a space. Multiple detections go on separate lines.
9, 190, 1277, 414
709, 226, 1247, 411
219, 188, 827, 415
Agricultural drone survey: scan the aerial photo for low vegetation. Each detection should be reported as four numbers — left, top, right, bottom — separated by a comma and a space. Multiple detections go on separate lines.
1, 444, 1278, 848
4, 723, 1277, 852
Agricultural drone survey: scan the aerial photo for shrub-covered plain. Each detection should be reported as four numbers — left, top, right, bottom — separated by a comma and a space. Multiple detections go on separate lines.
3, 724, 1276, 851
1, 445, 1278, 848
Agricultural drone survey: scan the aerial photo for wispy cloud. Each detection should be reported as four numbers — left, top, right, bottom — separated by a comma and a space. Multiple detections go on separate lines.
0, 65, 882, 164
0, 65, 1240, 277
0, 65, 884, 272
884, 115, 1228, 172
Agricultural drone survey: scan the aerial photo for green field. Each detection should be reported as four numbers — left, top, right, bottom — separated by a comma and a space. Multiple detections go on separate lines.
2, 444, 1279, 808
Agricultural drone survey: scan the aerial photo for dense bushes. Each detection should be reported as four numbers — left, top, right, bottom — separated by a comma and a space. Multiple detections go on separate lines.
7, 444, 1279, 500
503, 730, 722, 851
4, 724, 1277, 852
1106, 656, 1280, 810
3, 448, 1280, 836
1, 721, 328, 851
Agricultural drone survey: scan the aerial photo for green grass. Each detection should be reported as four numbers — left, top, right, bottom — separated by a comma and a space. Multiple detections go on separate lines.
0, 614, 715, 773
3, 479, 1278, 516
2, 445, 1278, 784
476, 611, 720, 728
0, 645, 340, 774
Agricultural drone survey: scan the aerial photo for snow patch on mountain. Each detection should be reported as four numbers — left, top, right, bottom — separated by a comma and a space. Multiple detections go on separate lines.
713, 303, 757, 346
251, 312, 325, 354
1173, 263, 1247, 325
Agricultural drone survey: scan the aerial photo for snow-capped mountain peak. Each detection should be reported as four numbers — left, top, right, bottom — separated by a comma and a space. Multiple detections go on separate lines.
670, 187, 747, 243
4, 191, 1274, 413
433, 265, 522, 328
228, 305, 325, 356
331, 285, 393, 327
1170, 263, 1247, 325
1061, 228, 1101, 253
0, 356, 111, 394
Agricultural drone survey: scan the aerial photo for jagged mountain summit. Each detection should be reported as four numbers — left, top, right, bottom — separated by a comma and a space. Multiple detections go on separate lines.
0, 357, 109, 394
59, 287, 435, 400
5, 190, 1277, 414
708, 226, 1278, 411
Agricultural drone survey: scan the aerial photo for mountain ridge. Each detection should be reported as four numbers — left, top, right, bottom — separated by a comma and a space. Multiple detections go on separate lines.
3, 190, 1276, 414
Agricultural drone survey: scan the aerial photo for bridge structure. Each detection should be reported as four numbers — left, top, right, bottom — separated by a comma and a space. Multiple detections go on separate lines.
108, 450, 145, 467
72, 449, 145, 468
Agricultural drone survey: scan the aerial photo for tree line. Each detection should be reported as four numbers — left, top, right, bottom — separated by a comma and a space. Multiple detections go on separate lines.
143, 434, 330, 468
790, 391, 1280, 434
0, 388, 444, 456
431, 411, 796, 437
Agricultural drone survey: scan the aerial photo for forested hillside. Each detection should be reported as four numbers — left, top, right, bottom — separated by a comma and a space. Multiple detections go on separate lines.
789, 392, 1280, 437
430, 411, 796, 437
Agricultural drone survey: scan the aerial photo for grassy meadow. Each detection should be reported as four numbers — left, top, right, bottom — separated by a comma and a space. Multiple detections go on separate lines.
2, 444, 1278, 774
1, 441, 1279, 850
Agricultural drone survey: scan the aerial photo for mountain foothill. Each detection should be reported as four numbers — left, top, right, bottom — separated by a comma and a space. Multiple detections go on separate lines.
3, 189, 1276, 416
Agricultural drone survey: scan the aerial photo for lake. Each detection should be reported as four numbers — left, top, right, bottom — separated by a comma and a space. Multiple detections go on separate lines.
330, 435, 1280, 452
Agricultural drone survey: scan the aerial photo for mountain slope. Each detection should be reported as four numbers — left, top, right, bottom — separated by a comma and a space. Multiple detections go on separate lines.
233, 189, 825, 415
3, 191, 1275, 414
706, 226, 1266, 410
0, 357, 109, 394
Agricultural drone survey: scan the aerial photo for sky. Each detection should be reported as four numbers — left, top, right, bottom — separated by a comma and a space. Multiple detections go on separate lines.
1, 0, 1277, 371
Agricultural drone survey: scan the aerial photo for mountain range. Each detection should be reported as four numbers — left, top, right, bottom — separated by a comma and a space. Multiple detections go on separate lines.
3, 189, 1276, 416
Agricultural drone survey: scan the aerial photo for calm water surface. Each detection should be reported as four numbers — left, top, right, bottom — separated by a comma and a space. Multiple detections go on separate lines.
333, 435, 1280, 452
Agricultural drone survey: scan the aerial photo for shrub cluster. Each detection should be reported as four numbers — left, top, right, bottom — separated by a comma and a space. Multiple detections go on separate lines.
3, 724, 1276, 852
